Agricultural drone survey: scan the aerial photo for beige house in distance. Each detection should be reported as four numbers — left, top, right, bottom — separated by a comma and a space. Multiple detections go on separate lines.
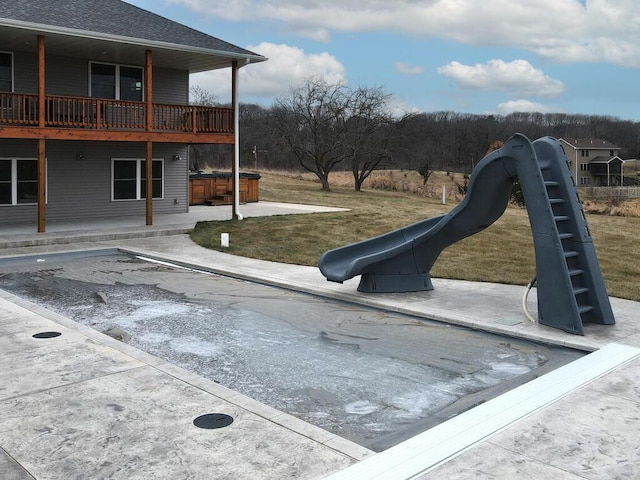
559, 138, 626, 187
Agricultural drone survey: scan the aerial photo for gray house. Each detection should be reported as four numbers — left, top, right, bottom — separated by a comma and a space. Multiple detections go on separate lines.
0, 0, 265, 232
559, 138, 626, 187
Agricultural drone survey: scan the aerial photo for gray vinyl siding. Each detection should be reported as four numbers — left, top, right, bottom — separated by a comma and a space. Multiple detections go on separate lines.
11, 50, 188, 101
0, 140, 188, 225
153, 68, 189, 104
12, 51, 89, 95
47, 55, 89, 96
12, 50, 37, 93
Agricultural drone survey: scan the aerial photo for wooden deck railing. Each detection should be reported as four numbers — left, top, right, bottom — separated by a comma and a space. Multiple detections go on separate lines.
0, 92, 233, 134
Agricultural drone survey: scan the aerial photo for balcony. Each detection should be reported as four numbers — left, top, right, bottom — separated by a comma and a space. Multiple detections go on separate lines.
0, 92, 233, 141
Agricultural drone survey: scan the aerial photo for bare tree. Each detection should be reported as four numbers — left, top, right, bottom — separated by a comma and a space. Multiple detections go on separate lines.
189, 85, 218, 107
344, 86, 395, 191
272, 77, 353, 190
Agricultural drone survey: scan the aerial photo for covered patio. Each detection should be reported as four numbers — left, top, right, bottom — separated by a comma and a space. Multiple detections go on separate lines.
590, 156, 626, 186
0, 202, 349, 249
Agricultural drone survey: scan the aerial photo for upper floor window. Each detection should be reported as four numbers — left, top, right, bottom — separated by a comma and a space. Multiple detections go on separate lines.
610, 150, 615, 156
0, 158, 41, 205
580, 149, 589, 157
0, 52, 13, 92
90, 63, 143, 101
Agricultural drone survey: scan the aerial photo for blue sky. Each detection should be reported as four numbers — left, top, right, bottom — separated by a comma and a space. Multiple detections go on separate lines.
126, 0, 640, 121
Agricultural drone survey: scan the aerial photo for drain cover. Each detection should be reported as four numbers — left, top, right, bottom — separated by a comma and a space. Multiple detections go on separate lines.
193, 413, 234, 429
32, 331, 62, 339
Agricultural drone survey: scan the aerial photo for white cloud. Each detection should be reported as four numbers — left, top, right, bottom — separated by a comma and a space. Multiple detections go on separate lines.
387, 97, 423, 117
437, 59, 565, 97
395, 62, 424, 76
190, 42, 345, 102
167, 0, 640, 67
497, 99, 563, 115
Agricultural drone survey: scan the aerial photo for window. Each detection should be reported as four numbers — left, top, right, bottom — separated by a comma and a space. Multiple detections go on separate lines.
610, 150, 615, 157
119, 67, 144, 101
581, 149, 590, 157
0, 52, 12, 92
580, 177, 590, 185
112, 158, 163, 200
0, 158, 41, 205
580, 163, 591, 171
90, 63, 143, 101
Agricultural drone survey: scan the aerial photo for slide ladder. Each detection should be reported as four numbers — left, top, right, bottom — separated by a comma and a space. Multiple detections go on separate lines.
517, 137, 614, 334
319, 135, 615, 335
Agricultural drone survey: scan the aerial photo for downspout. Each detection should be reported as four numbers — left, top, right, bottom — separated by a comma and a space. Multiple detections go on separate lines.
37, 35, 46, 233
232, 58, 251, 220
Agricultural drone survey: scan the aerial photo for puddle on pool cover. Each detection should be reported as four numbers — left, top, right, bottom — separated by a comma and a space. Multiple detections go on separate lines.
0, 251, 583, 451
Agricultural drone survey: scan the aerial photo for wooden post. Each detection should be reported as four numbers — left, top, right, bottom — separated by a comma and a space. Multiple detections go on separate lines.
37, 35, 46, 232
145, 50, 153, 225
38, 35, 45, 129
96, 99, 102, 129
145, 50, 152, 132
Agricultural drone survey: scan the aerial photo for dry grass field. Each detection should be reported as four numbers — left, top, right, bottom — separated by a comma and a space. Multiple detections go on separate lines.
191, 170, 640, 301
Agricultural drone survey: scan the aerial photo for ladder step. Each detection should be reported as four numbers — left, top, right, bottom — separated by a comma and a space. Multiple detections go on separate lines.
569, 269, 584, 277
573, 287, 589, 296
559, 233, 574, 240
578, 305, 594, 315
544, 181, 560, 187
554, 215, 569, 222
549, 198, 565, 205
564, 251, 579, 258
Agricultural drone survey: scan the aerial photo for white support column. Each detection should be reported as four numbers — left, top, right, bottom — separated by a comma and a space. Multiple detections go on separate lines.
232, 60, 242, 220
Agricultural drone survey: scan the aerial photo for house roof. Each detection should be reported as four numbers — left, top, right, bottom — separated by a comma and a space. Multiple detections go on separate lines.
559, 138, 619, 150
590, 156, 625, 164
0, 0, 266, 72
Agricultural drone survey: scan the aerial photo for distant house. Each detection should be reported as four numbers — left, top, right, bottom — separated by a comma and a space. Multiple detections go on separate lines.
559, 138, 626, 187
0, 0, 266, 232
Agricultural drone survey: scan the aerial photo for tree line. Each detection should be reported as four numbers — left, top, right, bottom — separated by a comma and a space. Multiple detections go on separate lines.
190, 79, 640, 191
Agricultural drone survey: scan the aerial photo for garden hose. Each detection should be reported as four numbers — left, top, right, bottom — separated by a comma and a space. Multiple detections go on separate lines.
522, 276, 537, 323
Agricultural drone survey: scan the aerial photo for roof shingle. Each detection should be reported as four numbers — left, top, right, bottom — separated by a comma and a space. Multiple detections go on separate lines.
560, 138, 619, 150
0, 0, 263, 59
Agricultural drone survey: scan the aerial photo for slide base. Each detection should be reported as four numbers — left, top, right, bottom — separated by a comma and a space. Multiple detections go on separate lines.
358, 273, 434, 293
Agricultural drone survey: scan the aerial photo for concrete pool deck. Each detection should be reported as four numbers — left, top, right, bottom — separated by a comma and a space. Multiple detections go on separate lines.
1, 210, 640, 478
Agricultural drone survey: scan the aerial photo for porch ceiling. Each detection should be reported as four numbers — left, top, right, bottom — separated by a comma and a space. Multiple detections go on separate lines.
0, 24, 260, 72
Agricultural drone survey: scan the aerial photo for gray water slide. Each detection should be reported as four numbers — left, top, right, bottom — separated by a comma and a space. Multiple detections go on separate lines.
318, 134, 615, 335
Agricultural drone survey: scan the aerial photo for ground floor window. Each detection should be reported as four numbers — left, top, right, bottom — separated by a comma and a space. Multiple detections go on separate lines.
579, 176, 590, 185
112, 158, 163, 200
0, 158, 41, 205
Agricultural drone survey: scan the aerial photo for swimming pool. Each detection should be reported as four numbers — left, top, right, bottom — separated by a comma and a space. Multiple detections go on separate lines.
0, 249, 583, 451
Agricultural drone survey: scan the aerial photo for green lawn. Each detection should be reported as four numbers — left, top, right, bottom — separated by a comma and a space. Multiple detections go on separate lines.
190, 172, 640, 302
